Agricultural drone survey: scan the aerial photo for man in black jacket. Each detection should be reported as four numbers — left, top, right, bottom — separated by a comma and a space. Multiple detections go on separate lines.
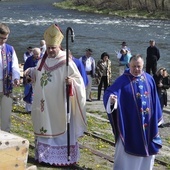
146, 39, 160, 75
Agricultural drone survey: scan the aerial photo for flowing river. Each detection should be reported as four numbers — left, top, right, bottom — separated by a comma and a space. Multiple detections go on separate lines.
0, 0, 170, 78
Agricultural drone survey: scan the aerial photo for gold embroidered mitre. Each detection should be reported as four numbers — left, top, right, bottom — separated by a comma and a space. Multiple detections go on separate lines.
44, 24, 64, 46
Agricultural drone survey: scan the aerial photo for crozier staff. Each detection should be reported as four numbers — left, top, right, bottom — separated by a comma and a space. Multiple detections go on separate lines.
66, 26, 74, 161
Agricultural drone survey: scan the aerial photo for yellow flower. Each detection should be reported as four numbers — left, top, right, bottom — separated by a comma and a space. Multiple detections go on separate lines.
96, 164, 100, 168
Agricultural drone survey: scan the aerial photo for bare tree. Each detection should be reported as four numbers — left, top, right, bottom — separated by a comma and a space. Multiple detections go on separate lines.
153, 0, 158, 9
161, 0, 165, 10
137, 0, 146, 9
72, 0, 170, 13
138, 0, 143, 8
127, 0, 132, 9
144, 0, 151, 12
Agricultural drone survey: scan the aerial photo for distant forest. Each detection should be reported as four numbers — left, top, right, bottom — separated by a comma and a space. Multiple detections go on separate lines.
72, 0, 170, 12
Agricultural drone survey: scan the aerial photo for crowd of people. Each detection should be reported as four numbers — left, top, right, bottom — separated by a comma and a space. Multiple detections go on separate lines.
0, 21, 169, 169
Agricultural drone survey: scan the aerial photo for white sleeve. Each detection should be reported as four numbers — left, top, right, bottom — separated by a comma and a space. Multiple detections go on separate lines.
106, 96, 117, 114
117, 52, 122, 59
23, 53, 27, 62
12, 49, 20, 80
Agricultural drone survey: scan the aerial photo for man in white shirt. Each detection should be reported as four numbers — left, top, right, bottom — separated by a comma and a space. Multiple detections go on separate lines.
79, 49, 95, 102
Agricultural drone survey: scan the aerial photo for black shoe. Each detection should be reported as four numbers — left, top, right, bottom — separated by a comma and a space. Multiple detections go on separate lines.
86, 99, 92, 102
158, 124, 164, 128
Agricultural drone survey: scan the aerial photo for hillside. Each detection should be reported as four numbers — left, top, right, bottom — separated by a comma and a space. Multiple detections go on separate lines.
54, 0, 170, 20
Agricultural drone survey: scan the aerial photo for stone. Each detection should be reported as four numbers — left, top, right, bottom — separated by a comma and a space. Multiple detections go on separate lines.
0, 130, 29, 170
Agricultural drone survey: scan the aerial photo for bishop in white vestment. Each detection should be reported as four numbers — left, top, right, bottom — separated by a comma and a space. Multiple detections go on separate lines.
25, 24, 87, 166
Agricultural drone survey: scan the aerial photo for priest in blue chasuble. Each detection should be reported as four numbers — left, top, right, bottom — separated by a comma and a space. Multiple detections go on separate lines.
103, 54, 162, 170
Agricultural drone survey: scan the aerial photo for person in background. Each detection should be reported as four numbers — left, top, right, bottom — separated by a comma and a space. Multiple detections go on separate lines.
79, 48, 95, 102
121, 41, 130, 51
118, 49, 132, 75
119, 49, 132, 67
69, 50, 88, 87
116, 41, 131, 59
95, 52, 111, 101
162, 68, 170, 107
23, 46, 33, 62
153, 67, 170, 127
0, 23, 20, 132
23, 47, 41, 113
24, 24, 86, 166
103, 54, 162, 170
40, 39, 46, 58
23, 75, 33, 114
146, 39, 160, 75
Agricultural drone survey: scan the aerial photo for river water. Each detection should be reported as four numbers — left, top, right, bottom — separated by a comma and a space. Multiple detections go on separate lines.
0, 0, 170, 78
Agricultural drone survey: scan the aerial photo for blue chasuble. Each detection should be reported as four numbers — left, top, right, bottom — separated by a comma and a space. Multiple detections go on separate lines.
103, 69, 162, 156
23, 55, 38, 104
72, 57, 88, 87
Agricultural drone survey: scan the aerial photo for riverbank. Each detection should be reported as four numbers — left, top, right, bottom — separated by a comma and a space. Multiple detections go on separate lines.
53, 0, 170, 20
